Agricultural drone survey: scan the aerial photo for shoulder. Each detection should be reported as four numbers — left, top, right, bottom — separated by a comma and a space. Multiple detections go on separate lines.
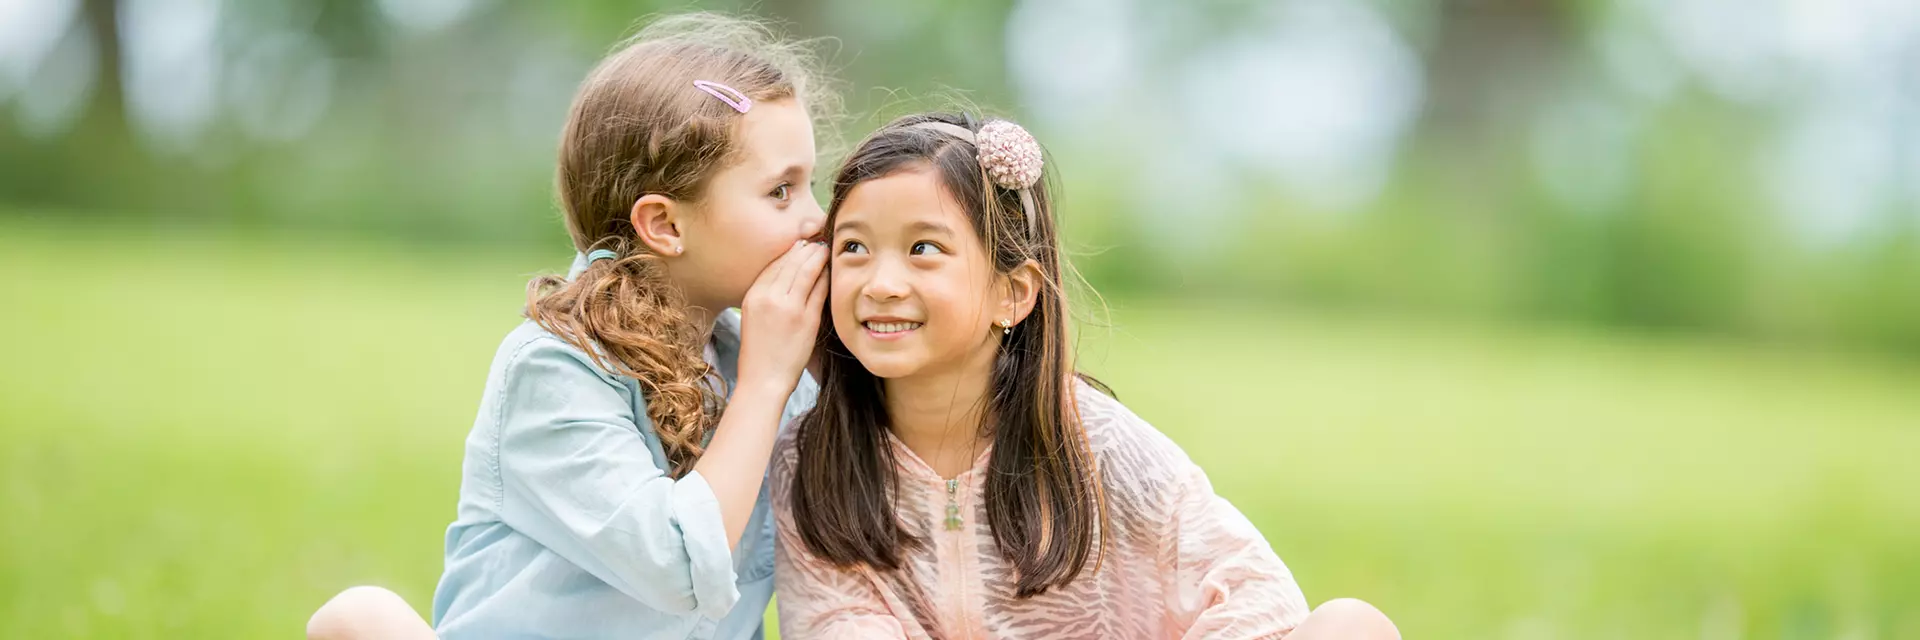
494, 320, 585, 365
492, 322, 613, 377
1072, 379, 1203, 525
487, 321, 636, 409
1074, 378, 1192, 475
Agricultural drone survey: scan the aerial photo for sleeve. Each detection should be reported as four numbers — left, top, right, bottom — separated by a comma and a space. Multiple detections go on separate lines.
769, 450, 913, 639
781, 370, 821, 427
491, 337, 741, 619
1165, 459, 1313, 639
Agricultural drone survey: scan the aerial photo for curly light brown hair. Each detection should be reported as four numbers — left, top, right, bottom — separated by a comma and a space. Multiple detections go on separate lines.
525, 13, 833, 477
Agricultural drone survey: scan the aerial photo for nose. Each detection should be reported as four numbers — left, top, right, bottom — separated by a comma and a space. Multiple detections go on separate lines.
862, 254, 910, 301
798, 197, 827, 240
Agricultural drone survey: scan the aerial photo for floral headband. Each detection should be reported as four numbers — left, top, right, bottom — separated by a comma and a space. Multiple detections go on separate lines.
909, 120, 1044, 237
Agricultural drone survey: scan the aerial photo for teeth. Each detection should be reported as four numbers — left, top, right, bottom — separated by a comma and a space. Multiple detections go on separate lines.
864, 321, 922, 333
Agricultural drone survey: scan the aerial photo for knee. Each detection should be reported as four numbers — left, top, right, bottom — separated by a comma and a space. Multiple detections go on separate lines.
307, 586, 411, 640
1309, 598, 1399, 640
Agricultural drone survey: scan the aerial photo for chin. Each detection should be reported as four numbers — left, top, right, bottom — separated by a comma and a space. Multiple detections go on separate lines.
844, 349, 922, 379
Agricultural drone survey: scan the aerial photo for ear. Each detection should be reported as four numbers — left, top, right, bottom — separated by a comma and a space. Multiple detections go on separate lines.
628, 194, 687, 257
996, 259, 1043, 328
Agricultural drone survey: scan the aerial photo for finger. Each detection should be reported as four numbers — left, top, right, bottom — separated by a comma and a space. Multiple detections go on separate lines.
788, 242, 829, 296
803, 268, 828, 316
755, 240, 809, 295
776, 240, 824, 293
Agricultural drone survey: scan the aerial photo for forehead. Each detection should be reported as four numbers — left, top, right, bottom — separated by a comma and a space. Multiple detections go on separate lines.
731, 98, 815, 173
833, 168, 969, 233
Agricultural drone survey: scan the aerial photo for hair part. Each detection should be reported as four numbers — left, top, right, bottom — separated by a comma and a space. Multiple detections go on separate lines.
526, 13, 835, 477
790, 112, 1111, 598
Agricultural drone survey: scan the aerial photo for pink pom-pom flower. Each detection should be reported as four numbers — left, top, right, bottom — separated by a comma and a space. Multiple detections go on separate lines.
975, 120, 1044, 190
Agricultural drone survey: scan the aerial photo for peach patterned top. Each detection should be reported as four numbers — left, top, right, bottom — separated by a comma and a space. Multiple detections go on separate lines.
770, 381, 1311, 639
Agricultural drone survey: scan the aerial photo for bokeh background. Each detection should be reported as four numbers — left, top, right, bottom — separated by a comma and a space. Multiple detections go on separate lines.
3, 0, 1918, 637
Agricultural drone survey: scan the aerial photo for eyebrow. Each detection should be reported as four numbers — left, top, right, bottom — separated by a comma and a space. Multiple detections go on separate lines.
766, 164, 807, 184
906, 220, 954, 236
831, 219, 956, 237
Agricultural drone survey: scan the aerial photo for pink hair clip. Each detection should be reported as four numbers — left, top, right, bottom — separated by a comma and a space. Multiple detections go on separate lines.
692, 80, 752, 114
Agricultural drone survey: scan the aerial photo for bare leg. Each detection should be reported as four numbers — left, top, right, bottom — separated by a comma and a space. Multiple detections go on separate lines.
306, 586, 437, 640
1286, 598, 1400, 640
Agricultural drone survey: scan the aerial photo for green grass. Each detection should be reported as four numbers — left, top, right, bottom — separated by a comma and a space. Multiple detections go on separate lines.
3, 218, 1918, 638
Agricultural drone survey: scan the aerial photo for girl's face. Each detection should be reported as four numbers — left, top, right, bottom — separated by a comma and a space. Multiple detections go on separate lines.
829, 167, 1005, 380
678, 98, 825, 310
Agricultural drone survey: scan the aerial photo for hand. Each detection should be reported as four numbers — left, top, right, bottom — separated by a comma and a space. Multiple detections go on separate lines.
737, 240, 829, 394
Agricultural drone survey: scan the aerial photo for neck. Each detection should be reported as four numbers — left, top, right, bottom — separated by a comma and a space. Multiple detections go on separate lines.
883, 347, 997, 478
662, 266, 719, 346
684, 304, 717, 346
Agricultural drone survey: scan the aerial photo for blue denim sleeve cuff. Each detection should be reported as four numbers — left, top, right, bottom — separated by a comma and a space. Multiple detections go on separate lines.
672, 469, 741, 619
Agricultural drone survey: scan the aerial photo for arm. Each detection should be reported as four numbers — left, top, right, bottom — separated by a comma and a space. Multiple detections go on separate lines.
1168, 461, 1314, 639
772, 521, 914, 638
691, 374, 793, 551
492, 241, 826, 620
769, 452, 913, 639
703, 239, 829, 550
493, 339, 743, 619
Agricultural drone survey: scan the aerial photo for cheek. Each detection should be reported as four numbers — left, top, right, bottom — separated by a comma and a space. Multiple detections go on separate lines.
924, 279, 990, 336
829, 271, 859, 328
732, 233, 795, 288
745, 212, 793, 259
710, 196, 785, 248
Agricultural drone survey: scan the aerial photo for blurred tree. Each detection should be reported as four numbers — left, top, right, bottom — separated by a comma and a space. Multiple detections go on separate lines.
75, 0, 125, 144
1, 0, 1914, 354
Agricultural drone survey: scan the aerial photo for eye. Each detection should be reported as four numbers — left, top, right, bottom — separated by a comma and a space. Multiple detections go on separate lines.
770, 183, 791, 200
911, 241, 944, 256
840, 240, 867, 255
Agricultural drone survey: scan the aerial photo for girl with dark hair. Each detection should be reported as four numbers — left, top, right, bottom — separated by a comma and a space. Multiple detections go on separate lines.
774, 112, 1398, 639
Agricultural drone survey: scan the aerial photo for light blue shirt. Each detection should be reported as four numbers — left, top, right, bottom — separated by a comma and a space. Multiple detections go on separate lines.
432, 254, 817, 639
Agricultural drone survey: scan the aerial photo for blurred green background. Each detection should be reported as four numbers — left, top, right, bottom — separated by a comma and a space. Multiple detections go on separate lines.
2, 0, 1917, 638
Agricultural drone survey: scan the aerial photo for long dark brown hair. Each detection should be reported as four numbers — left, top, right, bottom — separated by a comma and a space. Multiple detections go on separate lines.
524, 14, 831, 477
789, 112, 1109, 598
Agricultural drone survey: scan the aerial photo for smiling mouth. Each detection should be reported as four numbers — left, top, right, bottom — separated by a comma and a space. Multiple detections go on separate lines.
862, 321, 923, 334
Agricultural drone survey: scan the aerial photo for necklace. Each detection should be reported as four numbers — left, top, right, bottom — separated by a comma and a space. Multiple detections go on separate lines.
944, 478, 962, 531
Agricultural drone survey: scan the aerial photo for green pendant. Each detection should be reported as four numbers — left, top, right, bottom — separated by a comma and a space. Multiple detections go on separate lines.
944, 479, 962, 530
